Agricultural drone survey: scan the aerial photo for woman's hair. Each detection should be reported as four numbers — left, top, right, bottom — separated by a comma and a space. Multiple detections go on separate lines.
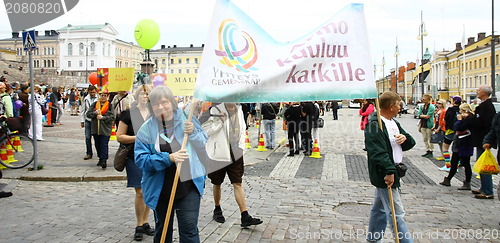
134, 84, 152, 101
149, 86, 178, 110
459, 103, 474, 114
437, 99, 446, 106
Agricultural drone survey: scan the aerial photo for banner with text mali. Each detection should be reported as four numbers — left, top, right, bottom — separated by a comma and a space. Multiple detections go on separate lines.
194, 0, 377, 103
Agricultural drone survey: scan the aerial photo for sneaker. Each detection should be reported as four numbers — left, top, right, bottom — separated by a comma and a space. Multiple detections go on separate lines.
84, 154, 92, 160
438, 166, 450, 171
435, 157, 445, 161
134, 226, 144, 241
287, 152, 294, 157
241, 213, 263, 227
471, 190, 482, 195
475, 194, 494, 199
213, 208, 225, 223
101, 161, 107, 169
0, 191, 13, 198
142, 223, 154, 236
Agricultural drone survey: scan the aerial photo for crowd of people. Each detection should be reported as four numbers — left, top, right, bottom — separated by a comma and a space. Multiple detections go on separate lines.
2, 78, 499, 242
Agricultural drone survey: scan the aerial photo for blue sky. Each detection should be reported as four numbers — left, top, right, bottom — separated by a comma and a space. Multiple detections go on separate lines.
0, 0, 498, 79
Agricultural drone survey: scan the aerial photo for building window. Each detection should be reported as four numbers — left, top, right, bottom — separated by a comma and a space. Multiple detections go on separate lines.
178, 58, 182, 64
178, 69, 182, 73
186, 58, 190, 64
195, 68, 198, 74
195, 58, 198, 64
479, 59, 482, 68
485, 58, 488, 67
68, 43, 73, 55
43, 60, 46, 67
90, 42, 95, 55
186, 69, 190, 74
79, 43, 84, 55
170, 69, 174, 73
91, 60, 94, 67
51, 60, 54, 67
162, 59, 166, 64
170, 59, 174, 64
68, 61, 71, 67
79, 60, 83, 67
108, 44, 111, 56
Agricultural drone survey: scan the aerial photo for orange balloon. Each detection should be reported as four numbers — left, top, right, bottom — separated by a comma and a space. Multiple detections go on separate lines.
88, 72, 98, 85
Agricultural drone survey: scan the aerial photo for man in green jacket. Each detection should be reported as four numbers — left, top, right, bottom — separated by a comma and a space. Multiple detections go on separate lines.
417, 94, 435, 158
365, 91, 416, 243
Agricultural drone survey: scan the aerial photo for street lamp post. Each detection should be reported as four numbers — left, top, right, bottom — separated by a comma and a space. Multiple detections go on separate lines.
417, 11, 428, 97
382, 54, 386, 92
394, 37, 400, 94
492, 0, 496, 101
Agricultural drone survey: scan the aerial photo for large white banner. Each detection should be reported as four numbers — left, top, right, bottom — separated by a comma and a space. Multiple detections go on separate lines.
194, 0, 377, 103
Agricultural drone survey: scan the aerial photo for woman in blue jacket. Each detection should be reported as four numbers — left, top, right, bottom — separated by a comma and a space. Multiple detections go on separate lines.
134, 86, 208, 243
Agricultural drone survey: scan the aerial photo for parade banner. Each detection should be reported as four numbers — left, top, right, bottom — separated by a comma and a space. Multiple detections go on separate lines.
97, 68, 134, 92
194, 0, 377, 103
167, 73, 198, 96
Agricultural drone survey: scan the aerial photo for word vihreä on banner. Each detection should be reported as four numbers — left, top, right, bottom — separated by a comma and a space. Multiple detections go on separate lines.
285, 62, 365, 83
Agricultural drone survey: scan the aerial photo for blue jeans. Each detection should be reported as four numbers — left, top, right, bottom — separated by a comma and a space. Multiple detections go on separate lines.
477, 147, 494, 195
154, 190, 201, 243
85, 120, 93, 156
263, 119, 276, 148
93, 135, 110, 162
367, 188, 413, 243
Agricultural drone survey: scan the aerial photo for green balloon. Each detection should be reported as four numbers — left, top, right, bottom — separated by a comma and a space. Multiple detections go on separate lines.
134, 19, 160, 50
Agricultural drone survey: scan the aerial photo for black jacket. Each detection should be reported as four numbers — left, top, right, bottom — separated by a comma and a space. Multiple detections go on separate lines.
471, 99, 495, 147
261, 103, 278, 120
483, 112, 500, 150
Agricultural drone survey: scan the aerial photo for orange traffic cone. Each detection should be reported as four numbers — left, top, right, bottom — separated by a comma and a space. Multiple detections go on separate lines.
255, 119, 260, 129
44, 102, 54, 127
245, 131, 251, 149
13, 136, 23, 152
110, 125, 117, 141
5, 142, 17, 163
0, 144, 8, 168
309, 139, 322, 158
256, 134, 267, 151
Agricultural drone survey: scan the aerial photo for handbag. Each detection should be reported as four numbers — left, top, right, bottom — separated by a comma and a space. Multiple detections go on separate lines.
395, 163, 408, 177
113, 143, 133, 172
40, 105, 48, 115
35, 99, 48, 115
430, 132, 444, 143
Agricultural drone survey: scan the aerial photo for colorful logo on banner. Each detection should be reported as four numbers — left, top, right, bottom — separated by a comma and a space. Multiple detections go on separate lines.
215, 19, 258, 72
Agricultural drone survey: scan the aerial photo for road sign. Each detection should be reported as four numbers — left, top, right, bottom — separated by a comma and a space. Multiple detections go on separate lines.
22, 30, 37, 51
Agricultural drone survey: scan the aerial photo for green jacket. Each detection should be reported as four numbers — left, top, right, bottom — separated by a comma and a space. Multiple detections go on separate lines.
364, 113, 416, 188
417, 103, 435, 129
